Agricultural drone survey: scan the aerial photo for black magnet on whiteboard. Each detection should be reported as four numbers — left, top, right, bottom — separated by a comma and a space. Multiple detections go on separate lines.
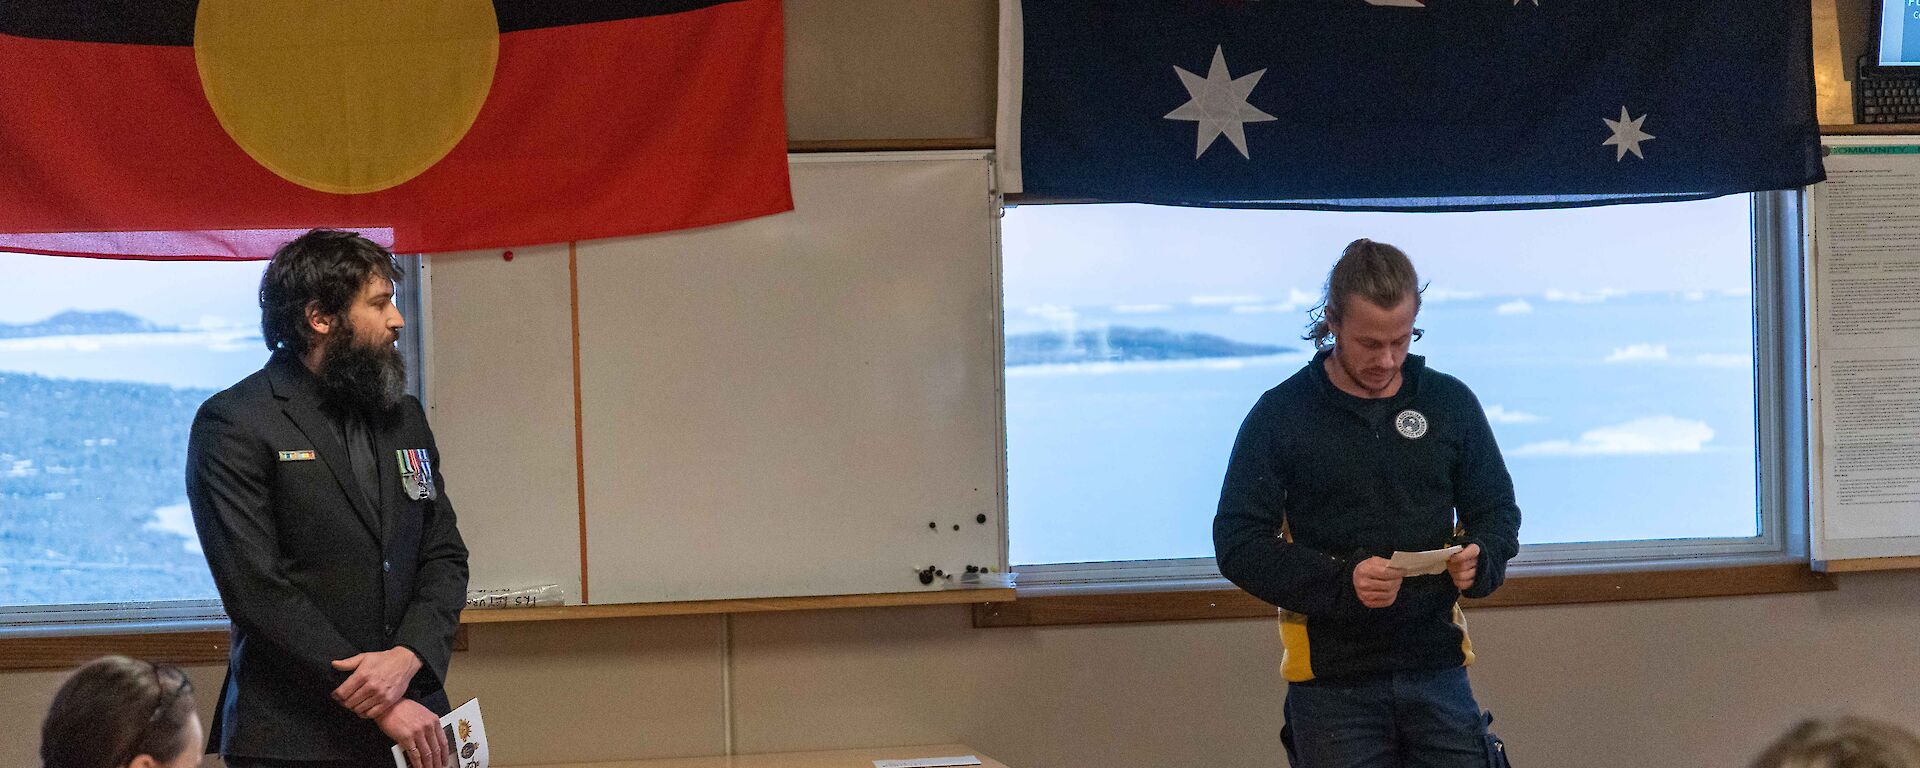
928, 522, 936, 530
918, 567, 935, 585
965, 565, 978, 574
953, 524, 960, 531
976, 514, 987, 524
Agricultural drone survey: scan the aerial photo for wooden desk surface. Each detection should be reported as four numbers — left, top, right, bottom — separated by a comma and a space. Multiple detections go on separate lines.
521, 745, 1007, 768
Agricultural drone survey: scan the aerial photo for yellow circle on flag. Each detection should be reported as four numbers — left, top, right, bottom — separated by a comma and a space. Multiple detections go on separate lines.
194, 1, 499, 195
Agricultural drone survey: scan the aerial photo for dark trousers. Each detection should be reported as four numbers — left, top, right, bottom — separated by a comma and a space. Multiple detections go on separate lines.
1282, 666, 1491, 768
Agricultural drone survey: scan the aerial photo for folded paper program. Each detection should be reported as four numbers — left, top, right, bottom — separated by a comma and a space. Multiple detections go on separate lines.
1387, 546, 1463, 577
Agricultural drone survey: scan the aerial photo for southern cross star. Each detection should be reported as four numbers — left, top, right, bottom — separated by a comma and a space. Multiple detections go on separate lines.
1602, 106, 1654, 161
1165, 46, 1276, 160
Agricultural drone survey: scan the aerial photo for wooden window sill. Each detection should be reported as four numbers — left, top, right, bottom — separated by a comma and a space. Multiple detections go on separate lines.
0, 628, 472, 673
0, 589, 1013, 672
459, 588, 1013, 624
0, 563, 1836, 670
972, 562, 1834, 628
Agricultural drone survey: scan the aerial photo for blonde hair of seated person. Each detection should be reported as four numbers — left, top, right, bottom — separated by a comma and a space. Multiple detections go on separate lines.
1754, 717, 1920, 768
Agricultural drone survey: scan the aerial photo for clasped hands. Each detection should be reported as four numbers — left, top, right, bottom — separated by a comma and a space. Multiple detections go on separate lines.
333, 647, 446, 768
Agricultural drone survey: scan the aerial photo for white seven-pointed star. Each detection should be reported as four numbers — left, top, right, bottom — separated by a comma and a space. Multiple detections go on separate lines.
1601, 106, 1654, 161
1165, 46, 1276, 159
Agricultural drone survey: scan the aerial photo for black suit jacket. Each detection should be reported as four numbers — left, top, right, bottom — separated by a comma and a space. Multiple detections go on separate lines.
187, 351, 469, 761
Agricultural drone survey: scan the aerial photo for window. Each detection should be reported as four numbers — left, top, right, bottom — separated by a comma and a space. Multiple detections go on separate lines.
1003, 194, 1804, 586
0, 251, 425, 634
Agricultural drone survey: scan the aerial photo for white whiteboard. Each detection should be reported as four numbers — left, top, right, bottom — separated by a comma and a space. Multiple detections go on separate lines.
575, 152, 1005, 603
1808, 135, 1920, 564
429, 152, 1006, 604
426, 243, 582, 601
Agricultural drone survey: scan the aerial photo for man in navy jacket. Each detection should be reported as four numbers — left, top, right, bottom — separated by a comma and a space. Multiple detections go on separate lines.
1215, 238, 1522, 768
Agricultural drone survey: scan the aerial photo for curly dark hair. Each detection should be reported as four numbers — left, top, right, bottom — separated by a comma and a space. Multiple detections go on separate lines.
42, 656, 197, 768
259, 229, 402, 355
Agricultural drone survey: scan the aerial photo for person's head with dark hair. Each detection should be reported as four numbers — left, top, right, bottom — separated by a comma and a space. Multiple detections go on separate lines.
41, 656, 201, 768
259, 229, 409, 423
1753, 717, 1920, 768
1304, 238, 1426, 398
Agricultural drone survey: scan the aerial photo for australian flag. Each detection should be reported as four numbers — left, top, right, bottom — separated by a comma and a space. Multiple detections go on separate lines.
1011, 1, 1825, 210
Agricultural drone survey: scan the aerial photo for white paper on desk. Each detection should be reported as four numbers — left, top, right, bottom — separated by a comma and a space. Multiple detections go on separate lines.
391, 698, 488, 768
1388, 546, 1462, 577
874, 757, 982, 768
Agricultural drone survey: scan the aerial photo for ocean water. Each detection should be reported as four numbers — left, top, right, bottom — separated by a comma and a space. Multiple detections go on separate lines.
1005, 292, 1758, 565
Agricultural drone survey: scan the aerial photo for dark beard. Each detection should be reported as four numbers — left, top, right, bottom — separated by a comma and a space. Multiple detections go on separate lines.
316, 325, 407, 427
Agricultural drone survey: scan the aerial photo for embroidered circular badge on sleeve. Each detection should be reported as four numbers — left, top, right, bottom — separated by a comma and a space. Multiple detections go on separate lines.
1395, 409, 1429, 439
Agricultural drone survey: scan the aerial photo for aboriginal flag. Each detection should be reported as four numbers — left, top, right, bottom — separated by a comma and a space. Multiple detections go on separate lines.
0, 1, 792, 259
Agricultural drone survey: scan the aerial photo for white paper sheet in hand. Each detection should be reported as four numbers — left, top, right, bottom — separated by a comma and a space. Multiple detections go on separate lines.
1388, 546, 1463, 577
390, 698, 488, 768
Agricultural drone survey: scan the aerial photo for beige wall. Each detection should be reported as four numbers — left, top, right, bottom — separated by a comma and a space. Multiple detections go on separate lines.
9, 3, 1913, 768
11, 573, 1920, 768
783, 0, 997, 142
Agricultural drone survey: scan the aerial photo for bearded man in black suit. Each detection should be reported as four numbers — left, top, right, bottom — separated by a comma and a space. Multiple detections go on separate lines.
188, 229, 468, 768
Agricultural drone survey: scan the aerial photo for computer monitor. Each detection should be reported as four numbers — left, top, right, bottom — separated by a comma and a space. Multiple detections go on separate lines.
1876, 0, 1920, 67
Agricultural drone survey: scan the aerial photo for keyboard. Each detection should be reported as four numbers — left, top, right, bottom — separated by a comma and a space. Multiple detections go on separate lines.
1857, 68, 1920, 124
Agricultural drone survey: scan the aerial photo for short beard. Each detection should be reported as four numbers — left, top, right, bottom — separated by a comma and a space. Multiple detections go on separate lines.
1333, 344, 1397, 398
316, 321, 407, 427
